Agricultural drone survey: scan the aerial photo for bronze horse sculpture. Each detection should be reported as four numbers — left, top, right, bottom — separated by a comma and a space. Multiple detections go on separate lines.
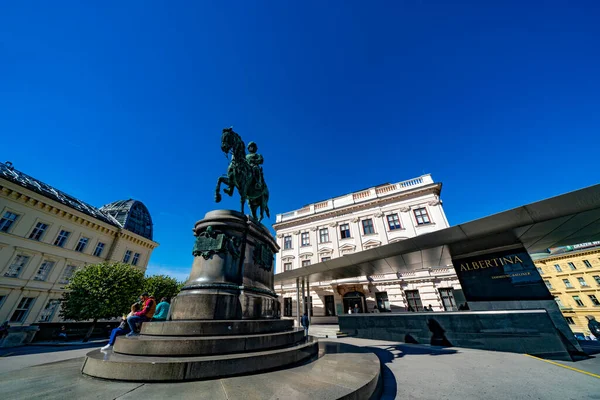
215, 127, 271, 221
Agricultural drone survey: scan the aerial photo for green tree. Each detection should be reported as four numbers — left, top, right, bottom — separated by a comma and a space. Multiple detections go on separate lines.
143, 274, 183, 301
60, 262, 144, 342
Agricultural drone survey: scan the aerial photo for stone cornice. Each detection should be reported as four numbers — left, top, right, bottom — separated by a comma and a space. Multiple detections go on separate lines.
0, 181, 159, 249
1, 182, 119, 234
535, 247, 600, 264
272, 184, 441, 231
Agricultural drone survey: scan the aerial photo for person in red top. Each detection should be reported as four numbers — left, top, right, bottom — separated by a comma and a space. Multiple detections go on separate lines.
126, 292, 156, 337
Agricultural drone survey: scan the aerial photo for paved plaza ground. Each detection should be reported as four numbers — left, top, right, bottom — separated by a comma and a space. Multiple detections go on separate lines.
1, 335, 598, 399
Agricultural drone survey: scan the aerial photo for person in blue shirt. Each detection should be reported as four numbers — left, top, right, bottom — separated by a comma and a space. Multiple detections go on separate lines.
301, 312, 309, 337
152, 297, 170, 321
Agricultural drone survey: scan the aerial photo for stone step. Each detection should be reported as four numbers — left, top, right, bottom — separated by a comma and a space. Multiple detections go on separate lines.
114, 329, 306, 356
308, 325, 340, 338
141, 319, 294, 336
82, 339, 319, 382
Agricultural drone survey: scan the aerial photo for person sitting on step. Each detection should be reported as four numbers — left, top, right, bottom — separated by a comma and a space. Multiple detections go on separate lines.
126, 293, 156, 337
101, 303, 141, 351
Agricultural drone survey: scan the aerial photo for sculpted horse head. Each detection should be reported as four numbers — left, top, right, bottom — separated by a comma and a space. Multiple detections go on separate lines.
221, 127, 244, 158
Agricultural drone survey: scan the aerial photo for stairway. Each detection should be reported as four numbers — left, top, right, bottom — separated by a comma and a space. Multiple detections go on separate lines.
308, 324, 341, 338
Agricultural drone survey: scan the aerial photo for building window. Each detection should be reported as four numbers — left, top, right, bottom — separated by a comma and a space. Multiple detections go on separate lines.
29, 222, 49, 241
375, 292, 391, 311
577, 277, 588, 287
301, 232, 310, 246
573, 296, 585, 307
38, 299, 60, 322
404, 290, 423, 311
589, 295, 600, 306
405, 290, 423, 312
536, 267, 544, 275
339, 223, 351, 239
34, 260, 55, 281
413, 208, 431, 225
75, 237, 89, 252
325, 295, 335, 316
319, 228, 329, 243
563, 279, 573, 288
302, 260, 311, 267
362, 219, 375, 235
554, 264, 562, 272
594, 275, 600, 286
544, 280, 553, 289
54, 230, 71, 247
5, 255, 30, 278
132, 253, 140, 266
438, 288, 456, 311
304, 296, 313, 316
123, 250, 132, 263
283, 297, 292, 317
564, 317, 575, 325
60, 265, 77, 284
387, 214, 402, 230
284, 236, 292, 250
321, 257, 331, 262
568, 262, 576, 270
554, 296, 564, 308
10, 297, 35, 323
583, 259, 592, 268
0, 211, 19, 232
283, 262, 292, 271
93, 242, 105, 257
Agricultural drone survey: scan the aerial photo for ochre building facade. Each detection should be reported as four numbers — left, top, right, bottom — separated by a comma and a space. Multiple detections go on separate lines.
533, 243, 600, 338
0, 162, 159, 326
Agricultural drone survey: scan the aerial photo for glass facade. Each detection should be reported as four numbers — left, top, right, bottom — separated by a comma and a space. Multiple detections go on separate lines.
100, 200, 154, 240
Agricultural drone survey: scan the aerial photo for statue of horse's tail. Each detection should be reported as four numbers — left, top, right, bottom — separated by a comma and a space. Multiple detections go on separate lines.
265, 204, 270, 219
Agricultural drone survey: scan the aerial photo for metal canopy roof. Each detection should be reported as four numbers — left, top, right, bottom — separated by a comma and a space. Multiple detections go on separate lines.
274, 184, 600, 285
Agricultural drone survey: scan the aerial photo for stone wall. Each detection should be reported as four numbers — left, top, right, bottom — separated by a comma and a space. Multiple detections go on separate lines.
338, 309, 583, 361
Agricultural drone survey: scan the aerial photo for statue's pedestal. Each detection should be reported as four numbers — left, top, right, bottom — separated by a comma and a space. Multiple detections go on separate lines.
171, 210, 279, 320
82, 210, 316, 382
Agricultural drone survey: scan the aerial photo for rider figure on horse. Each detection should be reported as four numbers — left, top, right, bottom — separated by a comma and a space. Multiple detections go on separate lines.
246, 141, 264, 190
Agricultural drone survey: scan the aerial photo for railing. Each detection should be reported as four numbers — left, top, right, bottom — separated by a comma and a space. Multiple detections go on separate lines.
376, 184, 396, 195
315, 200, 329, 210
431, 268, 454, 274
297, 206, 311, 215
352, 190, 371, 201
275, 174, 433, 223
399, 177, 425, 187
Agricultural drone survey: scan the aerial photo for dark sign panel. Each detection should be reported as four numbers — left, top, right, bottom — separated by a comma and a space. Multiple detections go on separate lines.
452, 247, 553, 302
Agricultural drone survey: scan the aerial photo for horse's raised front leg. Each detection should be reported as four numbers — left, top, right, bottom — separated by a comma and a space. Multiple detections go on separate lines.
215, 176, 228, 203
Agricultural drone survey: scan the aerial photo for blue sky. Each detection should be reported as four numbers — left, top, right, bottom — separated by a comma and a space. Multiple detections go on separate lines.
1, 1, 599, 280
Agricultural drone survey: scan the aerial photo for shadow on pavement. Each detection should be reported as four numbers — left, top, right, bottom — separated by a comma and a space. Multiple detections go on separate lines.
363, 344, 458, 400
0, 341, 106, 357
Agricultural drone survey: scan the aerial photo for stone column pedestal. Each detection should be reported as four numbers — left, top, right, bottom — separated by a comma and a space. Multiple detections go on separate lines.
171, 209, 280, 320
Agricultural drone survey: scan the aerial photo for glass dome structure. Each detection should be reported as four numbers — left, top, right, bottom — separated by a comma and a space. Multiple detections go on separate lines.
100, 199, 154, 240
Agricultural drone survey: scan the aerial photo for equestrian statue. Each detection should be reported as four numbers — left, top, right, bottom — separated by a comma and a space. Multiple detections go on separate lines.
215, 127, 271, 221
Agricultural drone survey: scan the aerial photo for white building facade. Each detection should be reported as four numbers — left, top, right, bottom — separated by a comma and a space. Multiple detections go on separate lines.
273, 174, 462, 321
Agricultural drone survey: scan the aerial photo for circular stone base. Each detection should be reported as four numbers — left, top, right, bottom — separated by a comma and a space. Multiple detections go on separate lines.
114, 329, 306, 356
82, 339, 319, 382
141, 319, 294, 336
2, 341, 381, 400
